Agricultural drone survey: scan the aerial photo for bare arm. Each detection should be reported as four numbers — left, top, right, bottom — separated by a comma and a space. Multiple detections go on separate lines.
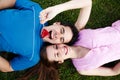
51, 0, 92, 13
0, 0, 16, 10
0, 56, 13, 72
40, 0, 92, 30
75, 3, 92, 31
55, 0, 92, 31
79, 62, 120, 76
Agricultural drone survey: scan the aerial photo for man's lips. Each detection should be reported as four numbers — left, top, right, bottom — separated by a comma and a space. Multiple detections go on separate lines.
41, 29, 49, 38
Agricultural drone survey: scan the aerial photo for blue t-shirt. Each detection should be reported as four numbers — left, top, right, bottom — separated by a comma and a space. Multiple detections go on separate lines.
0, 0, 44, 71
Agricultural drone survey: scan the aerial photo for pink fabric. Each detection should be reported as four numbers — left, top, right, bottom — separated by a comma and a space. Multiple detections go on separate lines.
72, 20, 120, 71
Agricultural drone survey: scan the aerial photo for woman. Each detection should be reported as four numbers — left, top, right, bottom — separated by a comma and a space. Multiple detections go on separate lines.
45, 44, 120, 76
18, 20, 120, 80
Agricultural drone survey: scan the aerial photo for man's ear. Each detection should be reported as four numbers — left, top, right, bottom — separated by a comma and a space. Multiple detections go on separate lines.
58, 60, 64, 64
53, 22, 61, 25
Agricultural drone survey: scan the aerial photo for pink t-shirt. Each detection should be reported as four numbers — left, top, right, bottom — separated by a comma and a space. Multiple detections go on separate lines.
72, 20, 120, 71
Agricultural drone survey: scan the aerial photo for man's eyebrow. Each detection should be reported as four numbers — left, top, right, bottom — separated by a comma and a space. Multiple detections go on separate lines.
61, 27, 65, 34
63, 27, 65, 33
61, 28, 65, 42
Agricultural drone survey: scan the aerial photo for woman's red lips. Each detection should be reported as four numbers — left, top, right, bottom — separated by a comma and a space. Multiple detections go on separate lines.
41, 29, 49, 38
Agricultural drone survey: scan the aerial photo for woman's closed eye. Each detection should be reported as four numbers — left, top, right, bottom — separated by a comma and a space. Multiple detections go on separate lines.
56, 53, 60, 57
54, 52, 59, 58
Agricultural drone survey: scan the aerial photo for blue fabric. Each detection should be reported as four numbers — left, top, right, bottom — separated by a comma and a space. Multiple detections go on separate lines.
0, 0, 44, 71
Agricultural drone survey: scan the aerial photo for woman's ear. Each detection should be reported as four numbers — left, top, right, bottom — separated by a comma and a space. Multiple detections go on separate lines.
58, 60, 64, 64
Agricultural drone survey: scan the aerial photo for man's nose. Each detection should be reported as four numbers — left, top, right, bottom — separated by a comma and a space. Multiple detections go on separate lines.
55, 32, 61, 38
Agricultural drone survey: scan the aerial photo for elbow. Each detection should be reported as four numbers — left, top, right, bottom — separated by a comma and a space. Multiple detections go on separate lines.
0, 67, 13, 72
112, 70, 120, 76
8, 0, 16, 7
78, 71, 88, 75
1, 69, 13, 72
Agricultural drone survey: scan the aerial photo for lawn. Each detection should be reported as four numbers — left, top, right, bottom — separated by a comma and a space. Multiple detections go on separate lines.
0, 0, 120, 80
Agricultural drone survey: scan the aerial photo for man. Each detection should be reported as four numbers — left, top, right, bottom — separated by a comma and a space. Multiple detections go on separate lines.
0, 0, 78, 72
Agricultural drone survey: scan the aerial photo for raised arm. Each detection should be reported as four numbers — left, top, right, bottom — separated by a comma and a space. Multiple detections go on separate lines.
0, 56, 13, 72
75, 1, 92, 31
0, 0, 16, 10
40, 0, 92, 31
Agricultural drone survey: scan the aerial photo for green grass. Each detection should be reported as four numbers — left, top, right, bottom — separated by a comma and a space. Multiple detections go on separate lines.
0, 0, 120, 80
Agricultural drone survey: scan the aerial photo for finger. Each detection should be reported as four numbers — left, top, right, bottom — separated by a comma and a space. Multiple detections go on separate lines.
39, 13, 46, 20
40, 17, 48, 24
39, 13, 48, 23
40, 20, 44, 24
40, 18, 50, 24
39, 11, 47, 18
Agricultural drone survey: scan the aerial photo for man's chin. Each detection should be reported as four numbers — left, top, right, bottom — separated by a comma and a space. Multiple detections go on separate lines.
42, 38, 47, 42
43, 38, 51, 43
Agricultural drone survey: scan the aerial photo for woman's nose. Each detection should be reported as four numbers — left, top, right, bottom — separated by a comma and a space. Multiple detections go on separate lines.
58, 46, 63, 54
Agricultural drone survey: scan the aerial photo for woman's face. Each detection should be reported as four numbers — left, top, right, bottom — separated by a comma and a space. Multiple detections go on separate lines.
46, 44, 71, 63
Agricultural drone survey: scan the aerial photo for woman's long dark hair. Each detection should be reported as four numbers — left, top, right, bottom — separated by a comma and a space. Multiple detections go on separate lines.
17, 47, 59, 80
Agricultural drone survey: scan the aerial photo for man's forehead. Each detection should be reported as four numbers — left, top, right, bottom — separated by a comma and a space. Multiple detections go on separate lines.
64, 27, 72, 43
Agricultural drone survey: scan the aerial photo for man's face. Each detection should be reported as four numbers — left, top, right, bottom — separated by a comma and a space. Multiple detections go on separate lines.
41, 22, 73, 44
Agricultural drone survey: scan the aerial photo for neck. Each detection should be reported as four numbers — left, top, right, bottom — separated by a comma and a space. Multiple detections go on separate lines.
70, 46, 89, 59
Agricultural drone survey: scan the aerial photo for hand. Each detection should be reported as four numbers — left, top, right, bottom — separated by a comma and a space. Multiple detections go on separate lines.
39, 6, 60, 24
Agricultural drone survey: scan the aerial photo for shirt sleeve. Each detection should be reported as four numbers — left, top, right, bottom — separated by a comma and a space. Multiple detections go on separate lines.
72, 43, 120, 71
15, 0, 36, 9
10, 55, 39, 71
112, 20, 120, 31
